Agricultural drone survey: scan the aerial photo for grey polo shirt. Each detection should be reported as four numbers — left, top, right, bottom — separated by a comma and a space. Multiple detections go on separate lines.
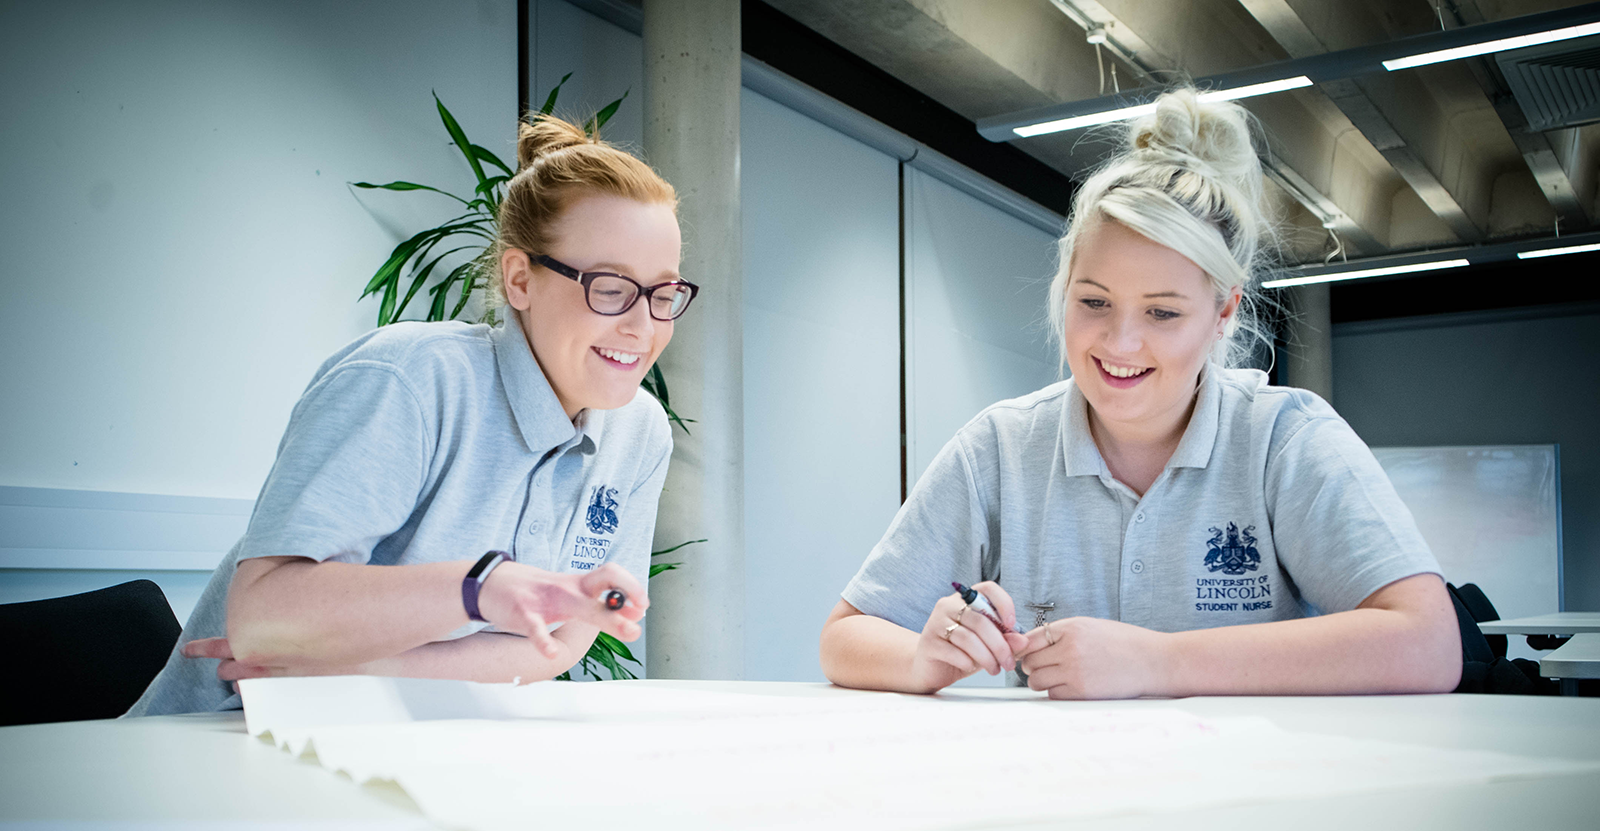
128, 310, 672, 716
843, 366, 1439, 647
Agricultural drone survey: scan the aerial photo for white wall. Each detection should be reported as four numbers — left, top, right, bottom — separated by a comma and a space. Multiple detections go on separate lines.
531, 0, 644, 149
904, 168, 1061, 488
0, 0, 515, 500
741, 90, 902, 681
0, 0, 515, 609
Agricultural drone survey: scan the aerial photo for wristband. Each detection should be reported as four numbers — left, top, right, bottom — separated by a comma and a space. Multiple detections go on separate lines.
462, 550, 510, 623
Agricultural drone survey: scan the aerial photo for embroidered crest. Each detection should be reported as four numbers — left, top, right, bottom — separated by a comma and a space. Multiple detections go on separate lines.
585, 485, 620, 535
1203, 522, 1260, 575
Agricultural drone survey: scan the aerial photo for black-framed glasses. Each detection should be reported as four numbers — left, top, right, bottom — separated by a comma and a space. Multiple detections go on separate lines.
530, 253, 699, 321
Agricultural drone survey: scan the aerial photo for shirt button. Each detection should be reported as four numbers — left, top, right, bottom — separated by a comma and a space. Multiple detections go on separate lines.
1130, 560, 1144, 574
1135, 512, 1146, 523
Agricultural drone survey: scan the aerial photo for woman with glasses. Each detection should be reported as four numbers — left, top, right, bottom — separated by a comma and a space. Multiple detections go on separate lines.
129, 114, 695, 715
819, 89, 1462, 699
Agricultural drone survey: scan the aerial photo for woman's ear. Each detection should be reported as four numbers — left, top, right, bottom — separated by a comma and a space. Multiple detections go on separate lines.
502, 248, 534, 311
1216, 284, 1243, 337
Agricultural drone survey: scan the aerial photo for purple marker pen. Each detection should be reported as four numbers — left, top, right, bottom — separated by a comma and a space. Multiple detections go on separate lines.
952, 582, 1013, 634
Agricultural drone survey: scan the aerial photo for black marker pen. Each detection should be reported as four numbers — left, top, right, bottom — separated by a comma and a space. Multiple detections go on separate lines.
951, 582, 1013, 634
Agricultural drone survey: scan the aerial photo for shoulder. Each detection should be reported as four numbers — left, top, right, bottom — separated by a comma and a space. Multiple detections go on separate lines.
306, 320, 495, 396
1210, 368, 1375, 481
957, 379, 1073, 444
1212, 367, 1343, 451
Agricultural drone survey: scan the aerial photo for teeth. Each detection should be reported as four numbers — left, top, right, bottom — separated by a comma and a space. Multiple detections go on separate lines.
1100, 359, 1148, 378
597, 348, 640, 365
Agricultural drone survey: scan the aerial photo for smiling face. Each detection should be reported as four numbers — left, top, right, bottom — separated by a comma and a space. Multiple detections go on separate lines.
1063, 217, 1240, 444
502, 194, 682, 419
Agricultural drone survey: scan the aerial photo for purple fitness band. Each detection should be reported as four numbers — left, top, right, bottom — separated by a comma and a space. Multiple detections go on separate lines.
462, 550, 510, 622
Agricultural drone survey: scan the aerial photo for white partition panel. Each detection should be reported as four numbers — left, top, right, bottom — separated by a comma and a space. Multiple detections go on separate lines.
904, 168, 1061, 487
1371, 445, 1562, 661
741, 90, 901, 681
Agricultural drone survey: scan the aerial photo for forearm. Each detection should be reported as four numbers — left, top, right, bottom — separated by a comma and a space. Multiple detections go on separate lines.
1159, 606, 1461, 696
227, 557, 474, 667
820, 614, 927, 693
365, 624, 598, 684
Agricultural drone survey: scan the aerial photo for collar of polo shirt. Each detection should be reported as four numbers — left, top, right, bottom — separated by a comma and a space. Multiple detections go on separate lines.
493, 307, 602, 458
1061, 362, 1223, 478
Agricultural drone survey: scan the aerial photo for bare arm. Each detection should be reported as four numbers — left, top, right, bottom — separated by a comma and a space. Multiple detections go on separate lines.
224, 555, 644, 669
820, 586, 1030, 694
1020, 573, 1462, 699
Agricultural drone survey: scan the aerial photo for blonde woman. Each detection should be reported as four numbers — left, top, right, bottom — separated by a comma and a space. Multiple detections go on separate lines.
130, 114, 693, 715
820, 89, 1461, 699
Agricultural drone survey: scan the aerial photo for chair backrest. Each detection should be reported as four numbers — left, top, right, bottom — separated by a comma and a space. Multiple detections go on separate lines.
0, 579, 180, 726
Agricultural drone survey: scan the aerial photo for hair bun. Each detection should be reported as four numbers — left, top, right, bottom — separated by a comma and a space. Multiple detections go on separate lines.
1129, 88, 1259, 189
517, 113, 590, 171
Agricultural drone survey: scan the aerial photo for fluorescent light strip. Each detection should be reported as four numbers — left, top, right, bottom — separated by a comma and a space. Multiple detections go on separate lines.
1383, 21, 1600, 70
1262, 258, 1470, 289
1197, 75, 1314, 102
1517, 242, 1600, 259
1012, 76, 1312, 138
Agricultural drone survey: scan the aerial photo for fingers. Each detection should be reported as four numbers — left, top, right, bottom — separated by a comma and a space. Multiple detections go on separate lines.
215, 659, 279, 683
578, 564, 648, 620
519, 610, 562, 659
182, 637, 234, 660
925, 636, 979, 675
947, 624, 1002, 675
973, 581, 1019, 631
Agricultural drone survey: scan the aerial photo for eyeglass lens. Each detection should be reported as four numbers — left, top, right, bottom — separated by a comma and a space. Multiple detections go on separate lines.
587, 275, 692, 320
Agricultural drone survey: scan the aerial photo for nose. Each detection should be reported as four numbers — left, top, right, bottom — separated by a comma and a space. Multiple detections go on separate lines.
615, 294, 654, 338
1105, 310, 1143, 355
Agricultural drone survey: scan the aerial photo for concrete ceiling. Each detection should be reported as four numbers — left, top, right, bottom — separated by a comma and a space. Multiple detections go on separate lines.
763, 0, 1600, 264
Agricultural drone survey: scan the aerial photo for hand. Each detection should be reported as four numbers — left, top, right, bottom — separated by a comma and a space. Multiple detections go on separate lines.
182, 637, 355, 689
477, 562, 648, 659
909, 581, 1031, 693
1017, 617, 1168, 699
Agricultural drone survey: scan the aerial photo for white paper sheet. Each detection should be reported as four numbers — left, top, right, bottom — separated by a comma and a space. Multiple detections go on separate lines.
241, 677, 1598, 831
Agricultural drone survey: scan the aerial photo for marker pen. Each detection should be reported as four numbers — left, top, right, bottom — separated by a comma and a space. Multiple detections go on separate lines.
951, 582, 1013, 634
602, 588, 627, 611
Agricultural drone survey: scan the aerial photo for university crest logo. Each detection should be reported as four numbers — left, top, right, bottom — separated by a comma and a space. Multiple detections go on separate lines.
586, 485, 620, 535
1204, 522, 1260, 575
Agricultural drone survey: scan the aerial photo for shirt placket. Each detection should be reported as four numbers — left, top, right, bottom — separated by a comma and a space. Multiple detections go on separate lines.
515, 446, 565, 567
1103, 477, 1149, 627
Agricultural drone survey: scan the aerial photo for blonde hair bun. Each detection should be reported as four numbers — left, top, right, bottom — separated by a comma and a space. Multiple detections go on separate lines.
1129, 89, 1260, 198
516, 113, 591, 171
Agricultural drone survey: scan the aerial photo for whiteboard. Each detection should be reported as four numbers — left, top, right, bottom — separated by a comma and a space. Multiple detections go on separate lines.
1371, 445, 1561, 660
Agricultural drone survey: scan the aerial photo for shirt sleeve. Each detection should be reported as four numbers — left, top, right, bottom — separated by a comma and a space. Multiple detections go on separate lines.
841, 433, 992, 633
235, 362, 430, 566
607, 427, 673, 587
1265, 415, 1441, 613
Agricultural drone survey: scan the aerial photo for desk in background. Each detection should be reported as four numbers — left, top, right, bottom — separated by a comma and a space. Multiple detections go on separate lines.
1479, 613, 1600, 695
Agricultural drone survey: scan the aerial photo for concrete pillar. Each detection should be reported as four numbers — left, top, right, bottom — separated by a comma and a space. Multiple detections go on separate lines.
642, 0, 744, 680
1282, 282, 1334, 405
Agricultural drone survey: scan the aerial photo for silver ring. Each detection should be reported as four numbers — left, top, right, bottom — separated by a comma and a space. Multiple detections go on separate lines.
1044, 621, 1057, 646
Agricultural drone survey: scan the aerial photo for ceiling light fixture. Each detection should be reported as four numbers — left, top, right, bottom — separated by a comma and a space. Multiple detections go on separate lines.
1261, 259, 1470, 289
1382, 20, 1600, 70
1011, 76, 1311, 138
1516, 241, 1600, 259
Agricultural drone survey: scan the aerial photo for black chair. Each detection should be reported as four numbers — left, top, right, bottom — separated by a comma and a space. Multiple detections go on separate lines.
1447, 582, 1558, 695
0, 579, 181, 726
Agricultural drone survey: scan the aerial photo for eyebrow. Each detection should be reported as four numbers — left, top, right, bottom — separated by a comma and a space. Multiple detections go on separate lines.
1076, 279, 1189, 300
590, 262, 682, 282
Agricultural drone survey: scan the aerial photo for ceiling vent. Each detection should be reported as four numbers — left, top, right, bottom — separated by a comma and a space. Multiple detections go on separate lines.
1498, 34, 1600, 131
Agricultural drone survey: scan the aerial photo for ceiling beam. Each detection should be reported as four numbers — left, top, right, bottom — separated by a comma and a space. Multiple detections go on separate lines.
1236, 0, 1485, 244
1446, 0, 1590, 230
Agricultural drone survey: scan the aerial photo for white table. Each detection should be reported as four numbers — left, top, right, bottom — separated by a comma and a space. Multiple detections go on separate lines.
1476, 612, 1600, 635
1473, 613, 1600, 695
3, 680, 1600, 830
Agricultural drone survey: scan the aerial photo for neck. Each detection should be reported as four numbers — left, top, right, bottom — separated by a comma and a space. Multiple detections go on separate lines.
1087, 376, 1203, 478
